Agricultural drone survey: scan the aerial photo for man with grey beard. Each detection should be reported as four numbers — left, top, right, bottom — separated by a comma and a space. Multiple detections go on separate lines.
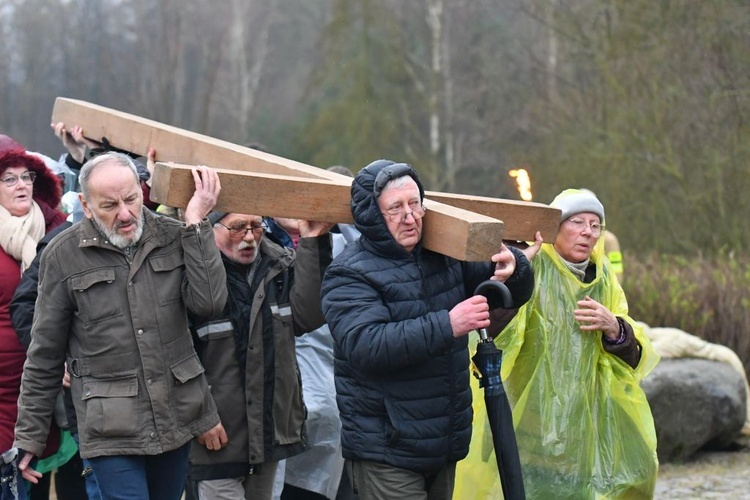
14, 152, 229, 500
187, 211, 333, 500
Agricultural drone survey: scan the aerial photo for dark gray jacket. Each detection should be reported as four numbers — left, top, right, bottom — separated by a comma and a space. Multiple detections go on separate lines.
14, 211, 227, 459
321, 160, 534, 473
189, 234, 332, 480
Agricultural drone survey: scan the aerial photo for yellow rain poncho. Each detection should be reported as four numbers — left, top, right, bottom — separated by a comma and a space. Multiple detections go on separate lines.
455, 242, 659, 499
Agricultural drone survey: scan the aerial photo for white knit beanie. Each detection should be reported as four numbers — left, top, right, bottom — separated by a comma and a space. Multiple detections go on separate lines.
550, 188, 605, 222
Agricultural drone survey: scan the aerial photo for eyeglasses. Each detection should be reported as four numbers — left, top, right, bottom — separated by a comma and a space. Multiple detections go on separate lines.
381, 204, 426, 223
565, 217, 605, 236
1, 171, 36, 187
217, 221, 268, 239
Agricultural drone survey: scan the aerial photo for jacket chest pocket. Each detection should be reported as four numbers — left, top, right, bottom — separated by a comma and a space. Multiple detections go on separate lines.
82, 375, 139, 438
148, 251, 185, 306
71, 268, 123, 325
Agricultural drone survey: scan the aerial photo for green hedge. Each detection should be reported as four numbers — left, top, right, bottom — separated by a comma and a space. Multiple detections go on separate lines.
624, 253, 750, 377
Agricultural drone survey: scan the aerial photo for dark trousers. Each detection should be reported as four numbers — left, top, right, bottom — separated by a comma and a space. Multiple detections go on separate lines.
349, 461, 456, 500
87, 443, 190, 500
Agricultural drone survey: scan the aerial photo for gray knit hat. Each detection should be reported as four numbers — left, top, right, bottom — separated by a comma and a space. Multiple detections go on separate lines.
550, 189, 605, 222
207, 211, 227, 226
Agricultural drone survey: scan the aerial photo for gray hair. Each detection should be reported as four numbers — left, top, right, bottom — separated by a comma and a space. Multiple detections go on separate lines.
79, 152, 140, 201
381, 174, 417, 194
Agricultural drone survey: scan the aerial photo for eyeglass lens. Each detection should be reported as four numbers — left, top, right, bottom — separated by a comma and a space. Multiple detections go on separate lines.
1, 172, 36, 186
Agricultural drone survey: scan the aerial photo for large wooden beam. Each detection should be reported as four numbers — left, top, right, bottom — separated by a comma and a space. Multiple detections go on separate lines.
52, 97, 560, 258
151, 163, 353, 223
152, 163, 505, 261
425, 191, 560, 242
51, 97, 346, 183
52, 98, 559, 233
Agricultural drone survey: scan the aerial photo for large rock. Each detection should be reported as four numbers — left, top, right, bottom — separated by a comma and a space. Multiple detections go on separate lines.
641, 358, 746, 463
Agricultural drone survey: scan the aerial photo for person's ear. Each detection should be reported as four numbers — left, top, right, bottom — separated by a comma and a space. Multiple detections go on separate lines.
78, 193, 93, 219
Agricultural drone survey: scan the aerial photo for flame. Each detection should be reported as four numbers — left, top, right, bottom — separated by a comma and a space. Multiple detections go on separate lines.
509, 168, 533, 201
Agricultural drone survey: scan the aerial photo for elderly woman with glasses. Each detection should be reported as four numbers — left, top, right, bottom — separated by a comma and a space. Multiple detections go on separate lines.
0, 148, 67, 468
458, 188, 659, 499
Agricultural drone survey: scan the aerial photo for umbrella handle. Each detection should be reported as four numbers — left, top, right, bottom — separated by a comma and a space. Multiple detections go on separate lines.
474, 280, 513, 310
474, 280, 513, 342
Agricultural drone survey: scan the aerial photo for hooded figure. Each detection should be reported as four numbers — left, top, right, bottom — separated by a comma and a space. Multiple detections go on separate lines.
321, 159, 534, 499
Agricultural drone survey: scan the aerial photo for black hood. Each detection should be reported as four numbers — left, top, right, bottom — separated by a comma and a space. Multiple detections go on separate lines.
350, 159, 425, 258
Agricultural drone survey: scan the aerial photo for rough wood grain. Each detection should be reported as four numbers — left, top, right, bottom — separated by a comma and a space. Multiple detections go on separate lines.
53, 97, 561, 258
425, 191, 561, 242
152, 163, 505, 261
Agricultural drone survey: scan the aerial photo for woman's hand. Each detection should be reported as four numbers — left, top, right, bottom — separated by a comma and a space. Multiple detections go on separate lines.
522, 231, 544, 262
574, 295, 619, 339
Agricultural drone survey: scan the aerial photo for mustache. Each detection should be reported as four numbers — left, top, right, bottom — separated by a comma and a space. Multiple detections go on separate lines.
115, 217, 138, 230
237, 240, 256, 251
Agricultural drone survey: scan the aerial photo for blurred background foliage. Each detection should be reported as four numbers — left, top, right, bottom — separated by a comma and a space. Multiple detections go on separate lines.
1, 0, 749, 257
626, 253, 750, 375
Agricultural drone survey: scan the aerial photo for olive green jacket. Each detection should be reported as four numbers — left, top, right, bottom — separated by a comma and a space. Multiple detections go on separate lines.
14, 211, 227, 459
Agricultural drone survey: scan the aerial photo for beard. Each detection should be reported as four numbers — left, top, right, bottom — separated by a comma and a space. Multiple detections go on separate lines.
93, 212, 144, 249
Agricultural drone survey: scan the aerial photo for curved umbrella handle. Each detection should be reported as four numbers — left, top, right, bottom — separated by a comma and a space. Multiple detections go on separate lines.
474, 280, 513, 310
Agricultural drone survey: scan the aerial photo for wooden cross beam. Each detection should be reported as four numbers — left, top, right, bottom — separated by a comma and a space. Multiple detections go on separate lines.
151, 163, 505, 261
150, 163, 559, 242
51, 98, 346, 183
424, 192, 559, 242
52, 97, 561, 260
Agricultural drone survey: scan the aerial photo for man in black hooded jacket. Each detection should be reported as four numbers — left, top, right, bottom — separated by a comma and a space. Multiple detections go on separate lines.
321, 160, 535, 500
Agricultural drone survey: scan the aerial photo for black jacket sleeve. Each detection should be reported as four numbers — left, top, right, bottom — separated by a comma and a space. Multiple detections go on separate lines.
10, 222, 71, 349
486, 246, 535, 336
504, 246, 535, 308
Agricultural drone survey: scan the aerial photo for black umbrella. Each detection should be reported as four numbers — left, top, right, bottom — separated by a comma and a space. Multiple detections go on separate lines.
471, 280, 526, 500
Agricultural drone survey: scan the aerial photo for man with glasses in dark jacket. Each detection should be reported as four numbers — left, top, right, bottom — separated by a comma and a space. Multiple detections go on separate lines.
321, 160, 535, 500
188, 211, 333, 500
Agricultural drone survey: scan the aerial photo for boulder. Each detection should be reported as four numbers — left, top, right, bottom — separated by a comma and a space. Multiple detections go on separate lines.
641, 358, 746, 463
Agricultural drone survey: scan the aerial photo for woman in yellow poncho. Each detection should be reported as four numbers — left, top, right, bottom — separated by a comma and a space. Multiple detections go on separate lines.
456, 189, 659, 499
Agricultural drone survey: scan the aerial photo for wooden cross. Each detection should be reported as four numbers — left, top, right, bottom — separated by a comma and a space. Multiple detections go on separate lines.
52, 98, 560, 261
